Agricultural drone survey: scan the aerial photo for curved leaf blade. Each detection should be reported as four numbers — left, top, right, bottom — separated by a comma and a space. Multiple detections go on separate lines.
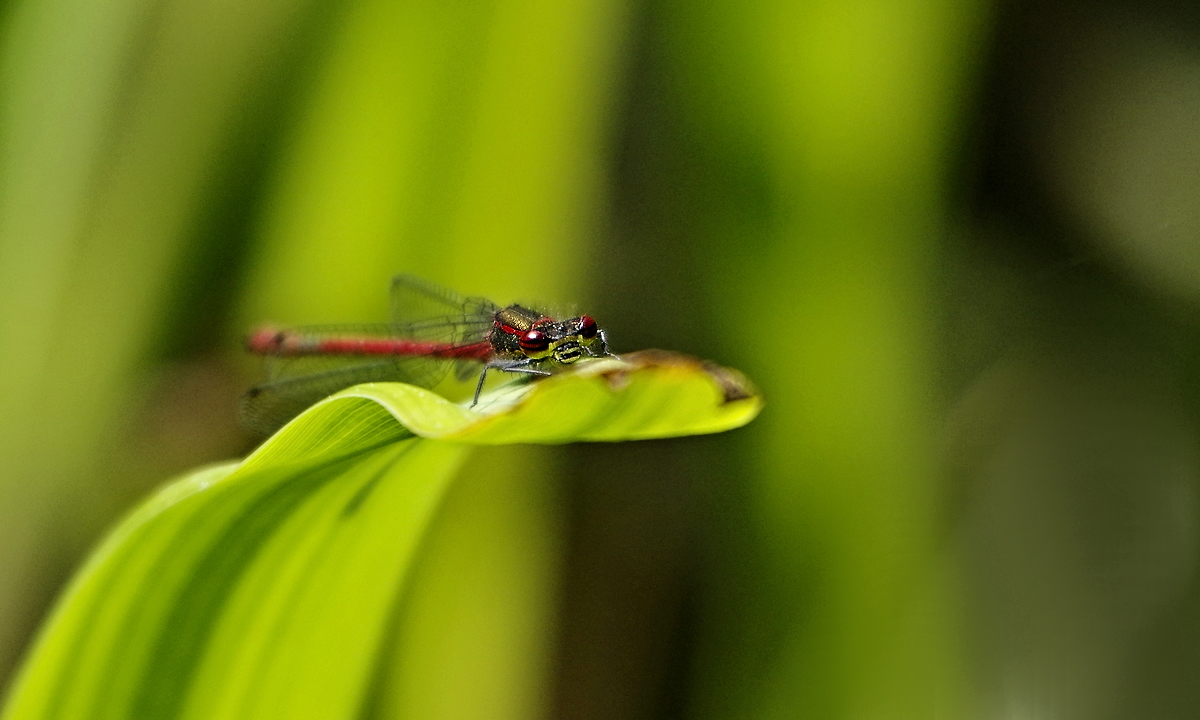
1, 352, 759, 720
3, 439, 467, 720
336, 349, 763, 444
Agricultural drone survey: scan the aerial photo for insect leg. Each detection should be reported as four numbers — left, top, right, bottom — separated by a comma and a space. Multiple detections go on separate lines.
471, 359, 551, 407
503, 366, 552, 377
472, 364, 495, 408
587, 329, 614, 357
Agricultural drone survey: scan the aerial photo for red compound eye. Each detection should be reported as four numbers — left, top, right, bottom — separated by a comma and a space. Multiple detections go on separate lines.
579, 315, 598, 339
519, 329, 550, 353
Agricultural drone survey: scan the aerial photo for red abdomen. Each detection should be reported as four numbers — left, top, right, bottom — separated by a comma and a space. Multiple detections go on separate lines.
246, 328, 493, 361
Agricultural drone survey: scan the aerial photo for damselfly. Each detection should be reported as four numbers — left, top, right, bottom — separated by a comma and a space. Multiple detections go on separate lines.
241, 275, 613, 433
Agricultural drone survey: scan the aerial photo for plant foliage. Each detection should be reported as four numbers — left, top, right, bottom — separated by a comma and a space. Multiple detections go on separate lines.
2, 353, 759, 720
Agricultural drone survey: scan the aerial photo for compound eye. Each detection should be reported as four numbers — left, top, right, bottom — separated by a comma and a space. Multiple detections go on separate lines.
519, 329, 550, 354
578, 315, 598, 340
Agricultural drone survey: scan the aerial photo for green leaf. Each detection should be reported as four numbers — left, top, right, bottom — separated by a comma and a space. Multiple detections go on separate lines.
2, 352, 759, 720
330, 350, 762, 445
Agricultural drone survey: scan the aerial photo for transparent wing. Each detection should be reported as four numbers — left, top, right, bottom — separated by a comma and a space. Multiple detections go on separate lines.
257, 346, 455, 386
248, 321, 492, 400
390, 275, 499, 338
240, 356, 452, 435
455, 359, 484, 382
242, 278, 502, 434
243, 319, 493, 435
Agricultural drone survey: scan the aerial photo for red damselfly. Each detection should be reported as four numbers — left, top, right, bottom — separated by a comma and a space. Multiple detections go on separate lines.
241, 275, 613, 433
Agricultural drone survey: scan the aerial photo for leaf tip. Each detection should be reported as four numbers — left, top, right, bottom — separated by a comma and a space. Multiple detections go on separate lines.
600, 349, 761, 405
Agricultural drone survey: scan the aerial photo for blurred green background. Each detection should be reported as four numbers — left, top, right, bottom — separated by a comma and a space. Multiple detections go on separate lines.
3, 0, 1200, 716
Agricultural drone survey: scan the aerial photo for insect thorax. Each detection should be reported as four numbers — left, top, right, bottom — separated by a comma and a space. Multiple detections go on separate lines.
491, 305, 549, 355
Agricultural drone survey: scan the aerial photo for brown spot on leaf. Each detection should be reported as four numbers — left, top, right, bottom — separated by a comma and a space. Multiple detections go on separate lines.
605, 350, 760, 404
